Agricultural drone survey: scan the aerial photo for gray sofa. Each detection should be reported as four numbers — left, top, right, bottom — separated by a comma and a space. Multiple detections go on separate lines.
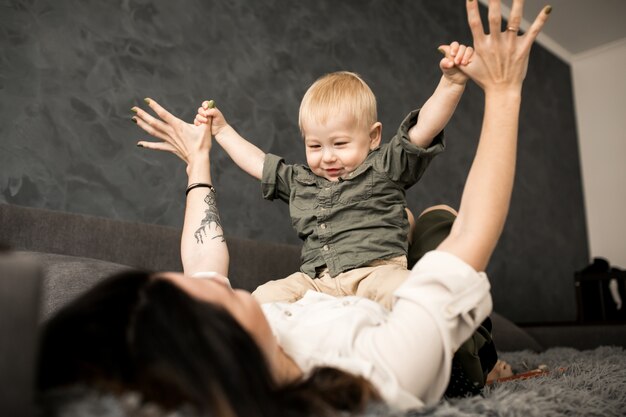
0, 202, 587, 416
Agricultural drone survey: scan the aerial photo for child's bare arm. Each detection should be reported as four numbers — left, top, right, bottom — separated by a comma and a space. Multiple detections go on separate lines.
195, 101, 266, 180
408, 42, 473, 148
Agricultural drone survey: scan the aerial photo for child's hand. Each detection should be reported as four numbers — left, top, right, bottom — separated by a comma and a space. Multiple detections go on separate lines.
194, 100, 230, 136
438, 42, 474, 86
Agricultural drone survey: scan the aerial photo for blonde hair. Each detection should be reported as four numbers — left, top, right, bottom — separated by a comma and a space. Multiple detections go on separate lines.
298, 71, 377, 136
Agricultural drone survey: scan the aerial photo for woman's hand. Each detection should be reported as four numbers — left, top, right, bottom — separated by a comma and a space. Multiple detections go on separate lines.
451, 0, 551, 94
132, 98, 212, 165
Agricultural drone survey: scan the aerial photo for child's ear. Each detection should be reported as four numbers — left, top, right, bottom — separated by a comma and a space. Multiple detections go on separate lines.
369, 122, 382, 149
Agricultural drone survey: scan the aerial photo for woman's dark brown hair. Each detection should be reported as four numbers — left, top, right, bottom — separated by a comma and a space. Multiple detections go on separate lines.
37, 271, 380, 416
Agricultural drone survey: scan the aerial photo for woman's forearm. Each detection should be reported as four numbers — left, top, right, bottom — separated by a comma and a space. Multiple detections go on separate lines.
438, 90, 521, 271
181, 156, 229, 276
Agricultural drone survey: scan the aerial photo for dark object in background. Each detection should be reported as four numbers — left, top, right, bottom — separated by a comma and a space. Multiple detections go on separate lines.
575, 258, 626, 322
0, 253, 42, 417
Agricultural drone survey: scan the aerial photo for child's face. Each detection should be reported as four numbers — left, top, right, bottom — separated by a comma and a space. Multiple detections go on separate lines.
302, 113, 381, 182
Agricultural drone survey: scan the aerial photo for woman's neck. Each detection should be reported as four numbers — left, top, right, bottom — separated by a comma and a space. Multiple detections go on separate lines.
272, 346, 303, 384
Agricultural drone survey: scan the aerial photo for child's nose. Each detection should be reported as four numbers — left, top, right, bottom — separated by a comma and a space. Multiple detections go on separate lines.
322, 148, 336, 162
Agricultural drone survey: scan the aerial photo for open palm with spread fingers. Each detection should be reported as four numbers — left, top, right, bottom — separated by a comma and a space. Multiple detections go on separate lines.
445, 0, 551, 93
131, 98, 212, 165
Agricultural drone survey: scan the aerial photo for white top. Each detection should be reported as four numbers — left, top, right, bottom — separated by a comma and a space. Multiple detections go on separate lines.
261, 250, 492, 410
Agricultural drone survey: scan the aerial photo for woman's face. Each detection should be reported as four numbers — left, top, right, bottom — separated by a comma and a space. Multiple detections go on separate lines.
158, 272, 278, 363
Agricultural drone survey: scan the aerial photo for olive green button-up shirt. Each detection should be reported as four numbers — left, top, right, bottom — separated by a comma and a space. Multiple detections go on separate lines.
261, 109, 445, 278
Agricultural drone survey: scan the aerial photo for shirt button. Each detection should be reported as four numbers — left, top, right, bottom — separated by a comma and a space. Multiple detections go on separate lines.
320, 223, 326, 229
323, 245, 329, 251
325, 187, 330, 191
284, 310, 292, 317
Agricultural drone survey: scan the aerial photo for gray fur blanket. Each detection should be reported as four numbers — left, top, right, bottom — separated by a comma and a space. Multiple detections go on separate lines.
43, 346, 626, 417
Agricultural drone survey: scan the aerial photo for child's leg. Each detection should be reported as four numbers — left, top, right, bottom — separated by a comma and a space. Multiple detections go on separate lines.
407, 205, 458, 269
252, 272, 319, 304
347, 259, 410, 310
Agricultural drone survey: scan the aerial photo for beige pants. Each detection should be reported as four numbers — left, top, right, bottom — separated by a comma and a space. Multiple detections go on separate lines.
252, 256, 409, 310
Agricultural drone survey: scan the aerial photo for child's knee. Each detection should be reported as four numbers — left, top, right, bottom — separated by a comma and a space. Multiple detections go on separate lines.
252, 275, 313, 304
407, 206, 457, 268
418, 204, 458, 218
357, 266, 409, 309
252, 280, 295, 304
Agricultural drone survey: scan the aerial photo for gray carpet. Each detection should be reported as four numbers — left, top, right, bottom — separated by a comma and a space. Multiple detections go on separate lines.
44, 346, 626, 417
401, 346, 626, 417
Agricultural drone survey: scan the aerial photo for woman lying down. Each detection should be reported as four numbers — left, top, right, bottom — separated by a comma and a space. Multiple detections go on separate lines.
37, 1, 550, 416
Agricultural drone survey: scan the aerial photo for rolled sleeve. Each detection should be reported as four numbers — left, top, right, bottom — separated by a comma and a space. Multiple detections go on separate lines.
261, 153, 291, 202
397, 109, 445, 155
376, 109, 445, 188
394, 251, 492, 339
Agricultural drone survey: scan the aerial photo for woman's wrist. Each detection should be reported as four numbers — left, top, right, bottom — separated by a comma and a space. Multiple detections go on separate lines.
483, 89, 522, 113
185, 155, 211, 184
484, 86, 522, 101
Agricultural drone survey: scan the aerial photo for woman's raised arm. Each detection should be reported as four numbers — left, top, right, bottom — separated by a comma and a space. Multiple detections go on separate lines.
132, 99, 229, 277
437, 0, 551, 271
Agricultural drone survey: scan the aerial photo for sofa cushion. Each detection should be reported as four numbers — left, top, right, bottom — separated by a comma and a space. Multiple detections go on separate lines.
16, 252, 134, 319
1, 203, 182, 272
491, 311, 543, 352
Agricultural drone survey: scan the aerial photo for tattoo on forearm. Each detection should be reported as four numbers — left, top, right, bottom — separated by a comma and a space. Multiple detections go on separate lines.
194, 191, 225, 244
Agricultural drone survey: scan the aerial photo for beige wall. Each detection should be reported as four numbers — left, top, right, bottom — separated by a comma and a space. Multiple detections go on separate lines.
572, 39, 626, 268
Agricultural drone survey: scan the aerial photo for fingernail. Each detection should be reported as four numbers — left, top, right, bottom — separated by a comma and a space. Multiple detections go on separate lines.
544, 5, 552, 14
131, 107, 138, 113
136, 143, 144, 148
131, 117, 137, 123
144, 98, 151, 104
438, 48, 446, 55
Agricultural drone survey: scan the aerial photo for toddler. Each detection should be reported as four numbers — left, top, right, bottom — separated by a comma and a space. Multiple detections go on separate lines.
195, 42, 474, 308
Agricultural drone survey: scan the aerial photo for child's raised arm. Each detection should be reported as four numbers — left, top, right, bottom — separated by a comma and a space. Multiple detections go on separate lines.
195, 101, 266, 180
437, 0, 551, 271
406, 42, 473, 148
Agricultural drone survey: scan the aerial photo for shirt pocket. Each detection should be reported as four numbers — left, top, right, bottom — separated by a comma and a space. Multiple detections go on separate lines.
337, 168, 373, 205
291, 174, 319, 210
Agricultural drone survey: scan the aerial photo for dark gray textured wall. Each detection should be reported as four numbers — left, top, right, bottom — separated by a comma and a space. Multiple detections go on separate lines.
0, 0, 588, 323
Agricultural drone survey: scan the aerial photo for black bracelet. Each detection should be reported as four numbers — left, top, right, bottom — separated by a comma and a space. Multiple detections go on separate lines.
185, 183, 216, 196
